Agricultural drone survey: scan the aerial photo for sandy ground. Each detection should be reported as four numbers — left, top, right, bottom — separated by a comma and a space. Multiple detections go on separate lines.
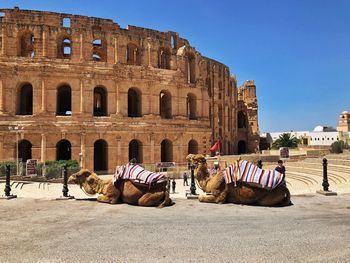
1, 194, 350, 263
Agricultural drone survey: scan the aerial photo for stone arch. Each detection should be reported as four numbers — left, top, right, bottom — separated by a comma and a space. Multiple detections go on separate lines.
126, 43, 141, 65
158, 47, 171, 69
128, 88, 142, 117
159, 90, 172, 119
238, 111, 247, 128
188, 139, 198, 154
18, 139, 32, 162
18, 31, 35, 57
56, 139, 71, 160
187, 93, 197, 120
238, 140, 247, 155
57, 84, 72, 116
94, 139, 108, 172
93, 86, 107, 116
17, 83, 33, 115
161, 139, 173, 162
129, 139, 143, 163
185, 52, 195, 84
57, 35, 72, 59
92, 38, 107, 62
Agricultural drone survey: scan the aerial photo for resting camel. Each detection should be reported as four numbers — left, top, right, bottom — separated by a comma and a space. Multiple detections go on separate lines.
68, 169, 173, 208
189, 154, 291, 206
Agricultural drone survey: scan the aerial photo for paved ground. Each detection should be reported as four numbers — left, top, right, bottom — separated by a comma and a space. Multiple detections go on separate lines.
0, 194, 350, 263
1, 153, 350, 262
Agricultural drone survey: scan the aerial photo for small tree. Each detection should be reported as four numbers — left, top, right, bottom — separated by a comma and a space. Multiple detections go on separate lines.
272, 133, 301, 149
330, 141, 347, 154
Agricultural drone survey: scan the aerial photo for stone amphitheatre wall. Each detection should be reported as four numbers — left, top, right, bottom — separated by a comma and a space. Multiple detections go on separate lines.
0, 7, 259, 173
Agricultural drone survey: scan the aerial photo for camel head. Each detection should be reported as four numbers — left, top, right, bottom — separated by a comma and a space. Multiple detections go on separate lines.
68, 169, 100, 194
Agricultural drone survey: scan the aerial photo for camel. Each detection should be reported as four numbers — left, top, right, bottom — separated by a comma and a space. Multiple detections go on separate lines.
189, 154, 291, 206
68, 169, 173, 208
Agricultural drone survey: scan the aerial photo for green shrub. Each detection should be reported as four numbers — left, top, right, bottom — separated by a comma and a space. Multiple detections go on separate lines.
0, 161, 17, 176
330, 141, 345, 154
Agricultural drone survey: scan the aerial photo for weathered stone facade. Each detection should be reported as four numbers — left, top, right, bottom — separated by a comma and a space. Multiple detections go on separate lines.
0, 8, 259, 172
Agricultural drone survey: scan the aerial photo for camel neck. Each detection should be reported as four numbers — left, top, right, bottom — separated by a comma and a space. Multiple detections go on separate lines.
196, 166, 210, 192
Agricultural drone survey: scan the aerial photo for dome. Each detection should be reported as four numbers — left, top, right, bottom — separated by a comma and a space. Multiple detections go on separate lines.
313, 125, 324, 132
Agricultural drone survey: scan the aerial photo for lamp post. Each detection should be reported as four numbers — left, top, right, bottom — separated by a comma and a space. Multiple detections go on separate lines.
8, 125, 22, 176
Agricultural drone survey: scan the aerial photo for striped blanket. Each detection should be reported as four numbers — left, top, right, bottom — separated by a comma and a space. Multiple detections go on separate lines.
224, 160, 285, 190
113, 162, 166, 188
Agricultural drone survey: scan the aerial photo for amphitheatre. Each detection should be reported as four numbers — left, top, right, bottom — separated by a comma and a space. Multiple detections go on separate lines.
0, 7, 259, 173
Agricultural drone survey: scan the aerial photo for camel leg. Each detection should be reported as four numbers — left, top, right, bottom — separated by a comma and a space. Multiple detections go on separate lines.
97, 195, 114, 204
157, 191, 173, 208
138, 192, 165, 207
97, 190, 121, 204
257, 187, 290, 206
198, 193, 226, 203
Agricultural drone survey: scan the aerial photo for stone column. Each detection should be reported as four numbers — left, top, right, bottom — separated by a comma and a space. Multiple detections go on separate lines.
116, 136, 121, 165
150, 133, 155, 164
80, 133, 85, 168
79, 79, 84, 113
41, 79, 46, 113
147, 42, 151, 67
80, 33, 84, 61
42, 28, 47, 57
0, 79, 4, 114
40, 134, 46, 162
1, 27, 5, 55
0, 133, 3, 160
115, 82, 120, 116
114, 37, 118, 64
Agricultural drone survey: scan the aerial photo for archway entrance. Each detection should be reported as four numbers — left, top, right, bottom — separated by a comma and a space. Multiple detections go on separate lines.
18, 140, 32, 162
238, 140, 247, 155
94, 139, 108, 172
129, 140, 143, 163
18, 84, 33, 115
128, 88, 141, 117
188, 139, 198, 154
161, 139, 173, 162
57, 85, 71, 116
56, 140, 71, 160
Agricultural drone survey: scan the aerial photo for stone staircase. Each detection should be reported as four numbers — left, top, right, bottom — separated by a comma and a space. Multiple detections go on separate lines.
264, 151, 350, 195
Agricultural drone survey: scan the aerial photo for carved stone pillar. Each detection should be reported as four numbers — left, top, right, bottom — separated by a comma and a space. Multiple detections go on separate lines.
42, 28, 47, 57
40, 134, 46, 162
41, 79, 46, 113
114, 37, 118, 64
80, 79, 84, 113
116, 136, 121, 165
0, 79, 4, 114
80, 133, 85, 168
150, 133, 155, 164
80, 33, 84, 61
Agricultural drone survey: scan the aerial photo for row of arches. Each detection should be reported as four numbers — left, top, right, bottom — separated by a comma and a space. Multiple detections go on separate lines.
15, 139, 200, 171
18, 31, 176, 69
16, 83, 198, 119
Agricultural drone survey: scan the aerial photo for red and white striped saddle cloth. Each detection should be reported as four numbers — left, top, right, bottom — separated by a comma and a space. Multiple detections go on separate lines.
113, 162, 167, 188
224, 160, 285, 190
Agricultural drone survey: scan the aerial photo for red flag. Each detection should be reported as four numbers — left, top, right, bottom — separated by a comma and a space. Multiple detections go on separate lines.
210, 140, 221, 153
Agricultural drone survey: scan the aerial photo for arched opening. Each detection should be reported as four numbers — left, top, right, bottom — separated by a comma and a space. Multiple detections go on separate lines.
56, 140, 71, 160
57, 37, 72, 59
160, 90, 172, 119
187, 93, 197, 120
94, 139, 108, 172
218, 105, 223, 126
158, 48, 171, 69
238, 111, 247, 128
161, 139, 173, 162
238, 140, 247, 155
57, 85, 72, 116
19, 31, 35, 57
17, 83, 33, 115
93, 87, 107, 116
188, 139, 198, 154
129, 139, 143, 163
62, 17, 71, 28
206, 78, 212, 97
186, 53, 195, 84
126, 43, 141, 65
18, 140, 32, 162
128, 88, 142, 117
92, 38, 106, 62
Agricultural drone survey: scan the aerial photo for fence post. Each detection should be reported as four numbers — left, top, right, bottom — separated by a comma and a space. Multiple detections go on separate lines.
317, 158, 337, 196
1, 165, 17, 199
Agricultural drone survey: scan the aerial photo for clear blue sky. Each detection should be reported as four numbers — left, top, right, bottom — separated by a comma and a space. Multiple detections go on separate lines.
2, 0, 350, 132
